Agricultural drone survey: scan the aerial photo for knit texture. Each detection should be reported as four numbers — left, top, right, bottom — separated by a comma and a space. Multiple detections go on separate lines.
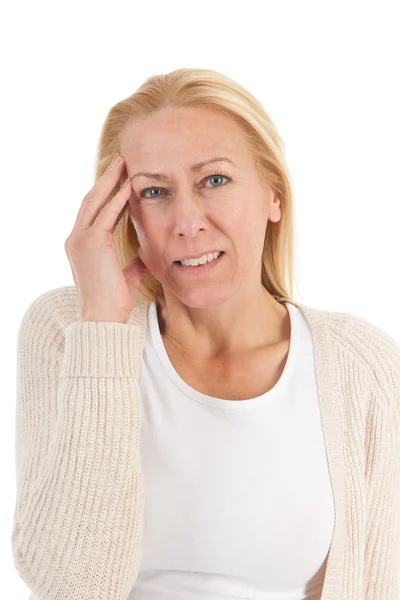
11, 285, 400, 600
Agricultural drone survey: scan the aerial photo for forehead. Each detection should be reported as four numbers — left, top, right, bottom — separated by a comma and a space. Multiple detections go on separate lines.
120, 106, 250, 167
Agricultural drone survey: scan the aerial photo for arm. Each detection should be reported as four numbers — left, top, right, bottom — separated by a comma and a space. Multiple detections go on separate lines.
364, 333, 400, 599
11, 289, 144, 600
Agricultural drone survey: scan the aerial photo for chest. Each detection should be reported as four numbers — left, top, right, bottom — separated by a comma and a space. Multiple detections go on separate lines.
163, 340, 291, 401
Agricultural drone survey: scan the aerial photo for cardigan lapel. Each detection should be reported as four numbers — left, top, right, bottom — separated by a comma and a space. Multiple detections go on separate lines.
282, 298, 346, 600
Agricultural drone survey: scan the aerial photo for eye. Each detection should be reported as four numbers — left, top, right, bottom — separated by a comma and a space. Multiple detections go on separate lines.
139, 171, 231, 198
204, 172, 231, 188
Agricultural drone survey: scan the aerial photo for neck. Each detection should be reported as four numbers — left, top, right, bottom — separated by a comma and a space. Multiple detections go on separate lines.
156, 287, 290, 361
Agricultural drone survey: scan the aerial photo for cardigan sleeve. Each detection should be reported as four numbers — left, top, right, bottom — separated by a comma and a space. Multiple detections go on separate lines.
11, 289, 144, 600
364, 332, 400, 599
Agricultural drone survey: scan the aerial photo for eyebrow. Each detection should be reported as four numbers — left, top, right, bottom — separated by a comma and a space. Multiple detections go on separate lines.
129, 157, 239, 181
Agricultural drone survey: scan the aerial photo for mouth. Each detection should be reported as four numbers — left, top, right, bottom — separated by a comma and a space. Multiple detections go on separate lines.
173, 251, 225, 274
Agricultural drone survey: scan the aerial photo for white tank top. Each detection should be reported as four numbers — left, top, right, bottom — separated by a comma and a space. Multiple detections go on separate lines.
130, 300, 335, 600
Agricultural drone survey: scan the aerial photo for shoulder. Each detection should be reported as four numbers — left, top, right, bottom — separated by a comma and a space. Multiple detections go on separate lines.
324, 307, 400, 413
18, 285, 81, 334
293, 298, 399, 413
17, 287, 82, 370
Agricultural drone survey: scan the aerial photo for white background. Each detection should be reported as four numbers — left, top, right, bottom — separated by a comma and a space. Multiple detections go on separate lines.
2, 1, 399, 596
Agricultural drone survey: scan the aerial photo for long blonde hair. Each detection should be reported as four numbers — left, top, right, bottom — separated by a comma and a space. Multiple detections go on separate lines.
93, 68, 299, 304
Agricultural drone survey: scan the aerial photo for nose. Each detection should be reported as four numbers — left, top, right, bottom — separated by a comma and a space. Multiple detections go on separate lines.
170, 191, 209, 238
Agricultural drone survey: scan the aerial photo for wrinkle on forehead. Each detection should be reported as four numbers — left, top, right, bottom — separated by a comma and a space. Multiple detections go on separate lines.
120, 106, 252, 178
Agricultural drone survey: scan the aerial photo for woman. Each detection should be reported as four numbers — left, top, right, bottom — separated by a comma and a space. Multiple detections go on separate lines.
11, 68, 400, 600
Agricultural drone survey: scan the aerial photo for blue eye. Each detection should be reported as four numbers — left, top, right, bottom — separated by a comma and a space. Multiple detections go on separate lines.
206, 173, 230, 188
139, 171, 231, 198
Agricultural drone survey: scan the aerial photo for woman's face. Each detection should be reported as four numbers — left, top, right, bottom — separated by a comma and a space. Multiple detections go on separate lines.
120, 105, 281, 308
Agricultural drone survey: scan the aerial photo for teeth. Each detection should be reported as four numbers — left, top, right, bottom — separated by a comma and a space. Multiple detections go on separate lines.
180, 251, 222, 266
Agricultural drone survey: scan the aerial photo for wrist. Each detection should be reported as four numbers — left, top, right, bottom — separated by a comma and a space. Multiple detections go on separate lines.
81, 314, 129, 324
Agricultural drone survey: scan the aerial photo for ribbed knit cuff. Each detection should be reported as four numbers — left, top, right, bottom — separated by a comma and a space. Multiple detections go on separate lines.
60, 321, 141, 378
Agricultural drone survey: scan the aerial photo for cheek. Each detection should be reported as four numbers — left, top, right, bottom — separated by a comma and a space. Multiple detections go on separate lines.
136, 227, 167, 265
226, 208, 254, 238
228, 209, 266, 256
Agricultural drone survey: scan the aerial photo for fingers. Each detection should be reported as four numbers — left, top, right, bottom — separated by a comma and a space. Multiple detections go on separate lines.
74, 155, 128, 232
72, 154, 119, 228
94, 175, 132, 234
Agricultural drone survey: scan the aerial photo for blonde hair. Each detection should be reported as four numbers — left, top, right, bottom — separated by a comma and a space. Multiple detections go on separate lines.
93, 68, 299, 304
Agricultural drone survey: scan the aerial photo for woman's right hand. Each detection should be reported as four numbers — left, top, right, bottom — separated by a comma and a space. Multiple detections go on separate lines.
64, 153, 149, 323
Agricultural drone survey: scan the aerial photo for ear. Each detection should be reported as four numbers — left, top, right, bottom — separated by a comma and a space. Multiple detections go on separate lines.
268, 195, 281, 223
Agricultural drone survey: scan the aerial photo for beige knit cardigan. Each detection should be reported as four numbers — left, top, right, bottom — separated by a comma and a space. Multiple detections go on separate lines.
11, 285, 400, 600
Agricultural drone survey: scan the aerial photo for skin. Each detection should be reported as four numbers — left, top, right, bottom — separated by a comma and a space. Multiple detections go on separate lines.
119, 105, 290, 366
